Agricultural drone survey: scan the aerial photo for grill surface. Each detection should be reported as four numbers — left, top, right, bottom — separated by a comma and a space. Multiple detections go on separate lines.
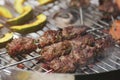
0, 0, 120, 75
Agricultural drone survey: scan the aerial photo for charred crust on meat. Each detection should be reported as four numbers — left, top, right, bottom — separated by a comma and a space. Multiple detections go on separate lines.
7, 37, 37, 59
99, 0, 120, 19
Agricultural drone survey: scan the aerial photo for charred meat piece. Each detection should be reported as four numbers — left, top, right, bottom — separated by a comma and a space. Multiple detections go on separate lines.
40, 34, 95, 61
7, 37, 37, 58
40, 35, 113, 73
99, 0, 120, 19
95, 37, 113, 51
70, 0, 90, 8
99, 0, 114, 13
39, 30, 62, 47
40, 40, 72, 61
70, 34, 95, 48
70, 46, 96, 66
62, 26, 87, 39
45, 56, 76, 73
39, 26, 87, 47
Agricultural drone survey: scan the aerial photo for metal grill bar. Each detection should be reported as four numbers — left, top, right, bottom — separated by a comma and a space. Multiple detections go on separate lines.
99, 61, 116, 70
0, 55, 40, 70
95, 64, 109, 71
89, 68, 99, 73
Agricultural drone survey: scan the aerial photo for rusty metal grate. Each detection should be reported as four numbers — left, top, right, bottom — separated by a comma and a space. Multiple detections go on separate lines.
0, 0, 120, 75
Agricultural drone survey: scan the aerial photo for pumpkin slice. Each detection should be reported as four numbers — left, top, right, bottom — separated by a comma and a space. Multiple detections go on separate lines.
7, 6, 33, 25
38, 0, 55, 5
10, 14, 47, 33
0, 6, 13, 18
14, 0, 26, 14
0, 32, 13, 47
0, 24, 3, 28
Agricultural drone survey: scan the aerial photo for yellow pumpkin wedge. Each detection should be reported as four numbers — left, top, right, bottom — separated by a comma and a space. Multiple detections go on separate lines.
38, 0, 55, 5
10, 14, 47, 33
7, 6, 33, 25
0, 32, 13, 47
0, 24, 3, 28
14, 0, 26, 14
0, 6, 13, 18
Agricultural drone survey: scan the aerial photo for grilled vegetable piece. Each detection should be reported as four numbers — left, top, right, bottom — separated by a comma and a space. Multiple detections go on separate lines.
53, 8, 80, 28
7, 37, 37, 58
109, 20, 120, 40
14, 0, 26, 14
38, 0, 55, 5
0, 24, 3, 28
7, 6, 33, 25
0, 32, 13, 47
0, 6, 13, 18
10, 14, 46, 33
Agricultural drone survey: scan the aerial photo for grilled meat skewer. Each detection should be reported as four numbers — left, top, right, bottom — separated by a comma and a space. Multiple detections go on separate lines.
40, 35, 113, 73
39, 30, 62, 48
40, 40, 72, 61
70, 0, 90, 8
40, 34, 95, 61
99, 0, 120, 19
7, 37, 37, 58
39, 26, 87, 47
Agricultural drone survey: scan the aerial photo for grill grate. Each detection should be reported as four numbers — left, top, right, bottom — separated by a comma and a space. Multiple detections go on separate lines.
0, 0, 120, 75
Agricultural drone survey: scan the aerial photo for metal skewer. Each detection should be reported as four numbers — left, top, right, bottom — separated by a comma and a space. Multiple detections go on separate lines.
111, 15, 116, 31
79, 7, 84, 25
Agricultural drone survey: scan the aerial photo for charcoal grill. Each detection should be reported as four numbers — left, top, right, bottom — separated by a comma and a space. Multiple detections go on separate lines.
0, 0, 120, 79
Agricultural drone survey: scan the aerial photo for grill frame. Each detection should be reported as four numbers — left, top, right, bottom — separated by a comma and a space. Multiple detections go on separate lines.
0, 0, 120, 75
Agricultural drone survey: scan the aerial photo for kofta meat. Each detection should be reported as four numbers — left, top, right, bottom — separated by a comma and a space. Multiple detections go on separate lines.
40, 40, 72, 61
99, 0, 120, 19
62, 26, 87, 39
39, 30, 62, 47
70, 0, 90, 8
6, 25, 113, 73
40, 33, 112, 73
48, 56, 76, 73
70, 46, 96, 66
7, 37, 37, 58
41, 38, 112, 73
39, 26, 87, 47
40, 34, 94, 61
70, 34, 95, 48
